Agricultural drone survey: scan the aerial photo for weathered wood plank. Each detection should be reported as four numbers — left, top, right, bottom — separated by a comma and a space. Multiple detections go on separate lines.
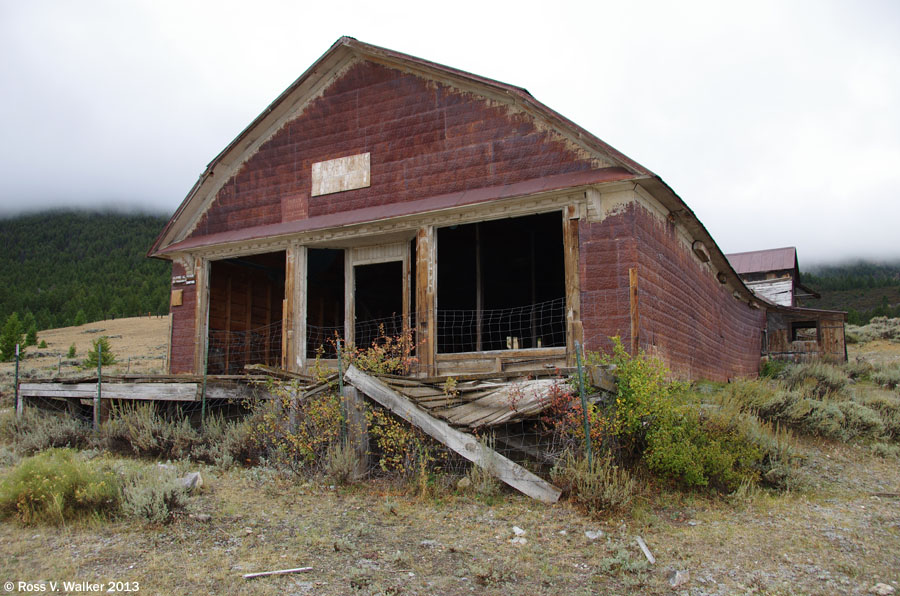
345, 365, 560, 503
19, 383, 199, 401
563, 207, 582, 365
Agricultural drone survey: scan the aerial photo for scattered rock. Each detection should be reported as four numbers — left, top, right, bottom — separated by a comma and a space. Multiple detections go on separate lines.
180, 472, 203, 492
668, 569, 690, 588
190, 513, 211, 522
559, 530, 567, 536
419, 540, 439, 548
687, 520, 701, 526
584, 530, 604, 540
512, 526, 525, 536
456, 477, 471, 490
871, 584, 896, 595
508, 537, 527, 545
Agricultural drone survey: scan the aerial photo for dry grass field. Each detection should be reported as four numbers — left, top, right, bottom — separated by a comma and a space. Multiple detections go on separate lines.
0, 318, 898, 595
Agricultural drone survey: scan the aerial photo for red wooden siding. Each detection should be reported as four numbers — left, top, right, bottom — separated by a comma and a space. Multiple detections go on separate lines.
580, 204, 765, 381
169, 262, 196, 375
189, 61, 595, 239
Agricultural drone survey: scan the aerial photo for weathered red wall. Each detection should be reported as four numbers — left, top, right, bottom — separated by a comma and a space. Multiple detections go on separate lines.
169, 262, 196, 374
189, 61, 594, 238
580, 204, 764, 381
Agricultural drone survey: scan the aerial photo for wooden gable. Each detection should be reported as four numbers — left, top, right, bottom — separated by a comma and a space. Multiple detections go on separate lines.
151, 38, 647, 256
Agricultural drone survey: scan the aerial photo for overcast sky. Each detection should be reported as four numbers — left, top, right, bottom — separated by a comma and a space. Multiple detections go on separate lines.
1, 0, 898, 264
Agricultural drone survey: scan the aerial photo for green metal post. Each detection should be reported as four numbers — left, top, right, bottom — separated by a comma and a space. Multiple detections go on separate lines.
94, 342, 102, 431
14, 344, 21, 420
575, 341, 592, 466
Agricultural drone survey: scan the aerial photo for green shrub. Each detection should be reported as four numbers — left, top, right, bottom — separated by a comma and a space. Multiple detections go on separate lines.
551, 451, 635, 515
785, 398, 846, 439
38, 340, 47, 349
837, 401, 885, 438
119, 466, 186, 523
872, 442, 900, 459
843, 359, 875, 381
872, 366, 900, 390
784, 362, 848, 398
324, 441, 360, 485
0, 449, 119, 524
760, 359, 788, 379
594, 336, 685, 460
644, 404, 763, 492
67, 344, 76, 358
0, 410, 93, 455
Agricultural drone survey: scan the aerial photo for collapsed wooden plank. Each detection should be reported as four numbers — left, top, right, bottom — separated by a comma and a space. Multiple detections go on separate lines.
345, 365, 561, 504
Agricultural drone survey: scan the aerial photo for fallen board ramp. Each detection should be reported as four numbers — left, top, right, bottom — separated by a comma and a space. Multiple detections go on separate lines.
345, 365, 561, 504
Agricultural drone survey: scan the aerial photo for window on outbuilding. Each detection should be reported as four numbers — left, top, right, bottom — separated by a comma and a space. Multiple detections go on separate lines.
790, 320, 819, 342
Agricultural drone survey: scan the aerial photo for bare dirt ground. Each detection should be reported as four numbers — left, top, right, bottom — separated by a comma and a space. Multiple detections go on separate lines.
0, 440, 897, 595
0, 321, 898, 595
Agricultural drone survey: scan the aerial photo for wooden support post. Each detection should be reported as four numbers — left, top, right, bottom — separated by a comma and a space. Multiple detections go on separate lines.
401, 244, 412, 361
475, 223, 483, 352
283, 246, 306, 372
562, 207, 583, 365
342, 385, 369, 480
629, 267, 639, 355
194, 257, 210, 376
345, 365, 561, 503
415, 227, 437, 375
344, 250, 355, 348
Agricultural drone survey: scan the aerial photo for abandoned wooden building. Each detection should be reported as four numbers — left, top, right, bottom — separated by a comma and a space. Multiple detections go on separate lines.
727, 247, 846, 362
149, 37, 788, 382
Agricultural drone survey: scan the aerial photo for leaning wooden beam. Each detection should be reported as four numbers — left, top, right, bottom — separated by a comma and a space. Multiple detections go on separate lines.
344, 365, 561, 504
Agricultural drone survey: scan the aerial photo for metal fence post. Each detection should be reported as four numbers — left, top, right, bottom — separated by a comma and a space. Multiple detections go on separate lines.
575, 340, 592, 466
94, 342, 102, 431
15, 344, 21, 420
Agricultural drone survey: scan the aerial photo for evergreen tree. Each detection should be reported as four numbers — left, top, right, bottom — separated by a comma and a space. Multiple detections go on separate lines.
0, 312, 25, 362
83, 336, 116, 368
74, 310, 87, 326
25, 324, 37, 347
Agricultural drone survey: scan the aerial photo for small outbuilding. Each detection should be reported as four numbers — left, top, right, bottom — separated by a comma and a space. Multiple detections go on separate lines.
150, 37, 774, 381
727, 247, 846, 362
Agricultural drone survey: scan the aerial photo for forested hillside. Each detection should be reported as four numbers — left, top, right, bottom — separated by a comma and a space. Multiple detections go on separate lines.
802, 261, 900, 324
0, 210, 170, 331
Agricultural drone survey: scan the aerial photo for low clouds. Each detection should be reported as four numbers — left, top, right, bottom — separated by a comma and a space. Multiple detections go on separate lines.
1, 0, 897, 262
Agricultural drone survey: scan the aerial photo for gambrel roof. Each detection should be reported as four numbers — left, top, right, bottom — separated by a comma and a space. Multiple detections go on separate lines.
149, 37, 756, 303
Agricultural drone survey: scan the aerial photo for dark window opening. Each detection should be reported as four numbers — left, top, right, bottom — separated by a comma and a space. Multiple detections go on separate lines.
307, 248, 345, 357
791, 321, 819, 342
355, 261, 404, 349
207, 251, 286, 374
437, 212, 566, 353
